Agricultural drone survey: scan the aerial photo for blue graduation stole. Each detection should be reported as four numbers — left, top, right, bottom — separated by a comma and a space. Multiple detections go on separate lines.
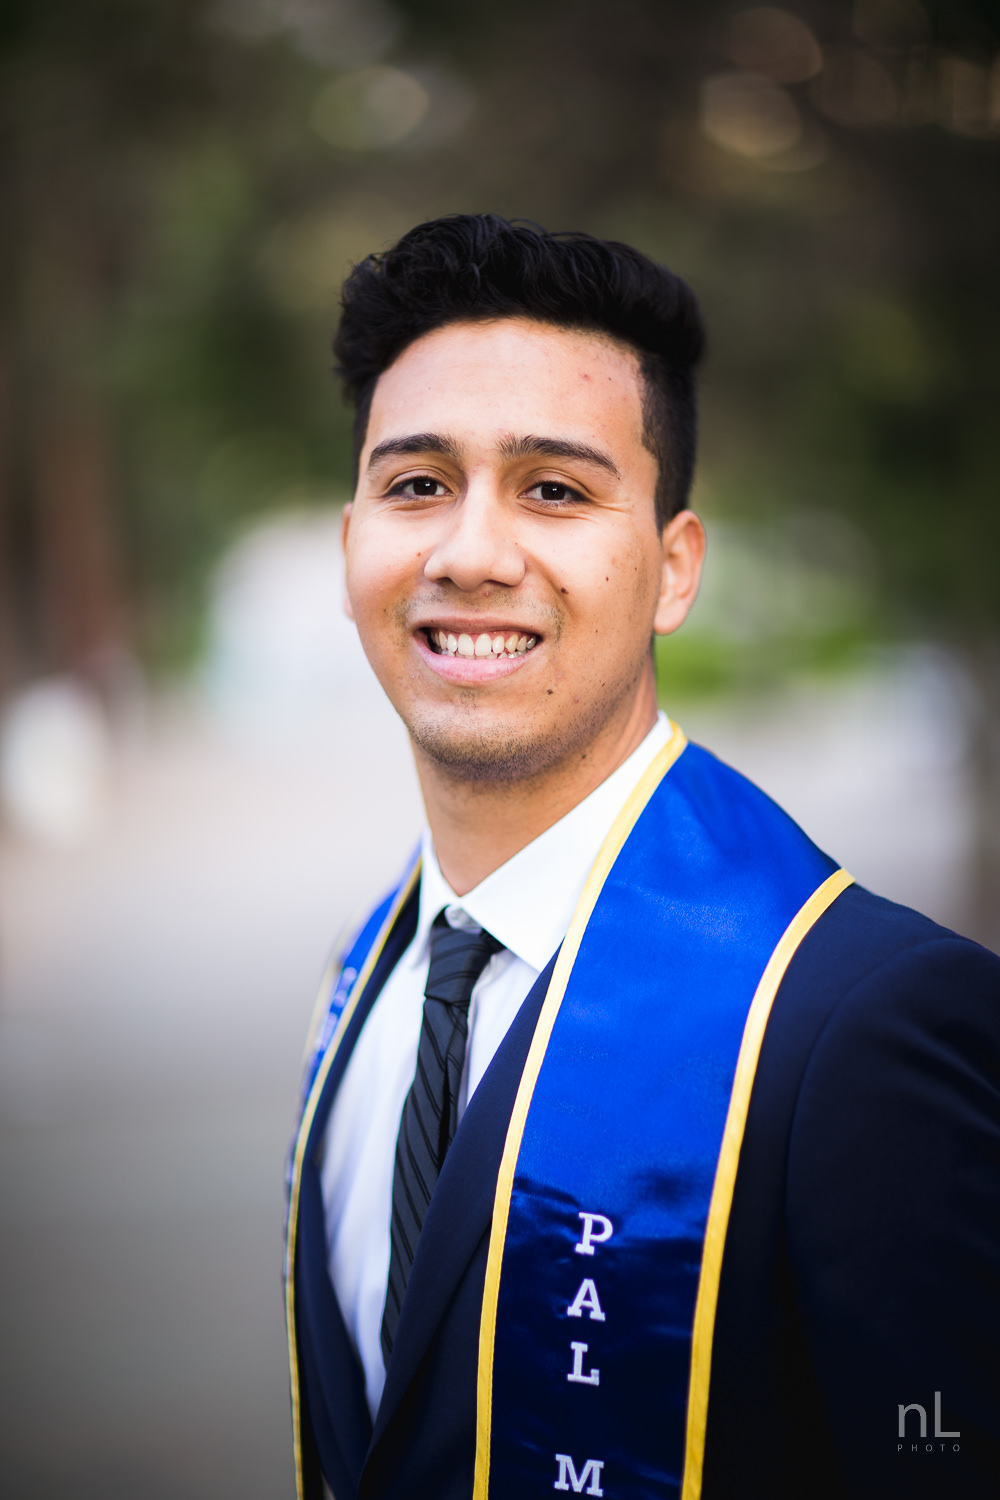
474, 727, 850, 1499
286, 725, 851, 1500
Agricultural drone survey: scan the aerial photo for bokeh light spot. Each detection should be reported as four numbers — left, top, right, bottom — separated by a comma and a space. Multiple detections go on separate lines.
815, 49, 899, 128
729, 8, 823, 85
700, 72, 803, 158
311, 66, 430, 151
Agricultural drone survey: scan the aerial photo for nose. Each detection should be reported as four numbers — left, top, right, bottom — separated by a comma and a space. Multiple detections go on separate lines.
423, 486, 525, 592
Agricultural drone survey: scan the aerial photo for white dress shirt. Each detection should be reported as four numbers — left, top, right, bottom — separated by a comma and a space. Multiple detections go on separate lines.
321, 712, 672, 1417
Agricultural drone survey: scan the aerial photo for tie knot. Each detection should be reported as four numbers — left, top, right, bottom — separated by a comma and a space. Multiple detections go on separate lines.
424, 913, 503, 1010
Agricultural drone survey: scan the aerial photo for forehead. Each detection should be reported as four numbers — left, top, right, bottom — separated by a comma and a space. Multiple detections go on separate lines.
364, 318, 646, 457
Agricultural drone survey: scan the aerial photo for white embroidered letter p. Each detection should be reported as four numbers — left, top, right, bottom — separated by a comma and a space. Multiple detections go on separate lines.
574, 1212, 613, 1256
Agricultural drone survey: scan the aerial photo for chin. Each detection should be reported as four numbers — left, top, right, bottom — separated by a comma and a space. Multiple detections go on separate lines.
408, 724, 556, 785
405, 701, 618, 788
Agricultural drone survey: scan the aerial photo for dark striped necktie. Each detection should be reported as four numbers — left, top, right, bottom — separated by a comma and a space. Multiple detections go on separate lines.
381, 911, 503, 1362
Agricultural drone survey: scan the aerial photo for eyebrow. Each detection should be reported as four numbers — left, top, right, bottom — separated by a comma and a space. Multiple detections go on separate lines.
367, 430, 622, 481
496, 433, 622, 480
366, 433, 463, 469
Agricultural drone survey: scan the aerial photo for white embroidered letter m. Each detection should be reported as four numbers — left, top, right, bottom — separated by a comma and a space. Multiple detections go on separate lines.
554, 1453, 605, 1495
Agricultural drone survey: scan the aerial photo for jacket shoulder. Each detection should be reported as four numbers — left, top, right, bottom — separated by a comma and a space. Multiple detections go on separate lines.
788, 880, 997, 993
736, 883, 999, 1152
706, 885, 1000, 1497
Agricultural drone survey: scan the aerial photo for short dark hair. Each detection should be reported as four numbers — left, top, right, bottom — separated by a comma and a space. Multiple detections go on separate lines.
333, 214, 705, 528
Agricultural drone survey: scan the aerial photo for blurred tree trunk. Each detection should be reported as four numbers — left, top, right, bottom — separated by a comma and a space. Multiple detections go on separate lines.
14, 84, 128, 689
33, 385, 123, 676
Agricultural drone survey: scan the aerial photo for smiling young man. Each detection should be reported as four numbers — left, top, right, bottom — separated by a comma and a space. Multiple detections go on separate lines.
285, 216, 1000, 1500
341, 315, 703, 891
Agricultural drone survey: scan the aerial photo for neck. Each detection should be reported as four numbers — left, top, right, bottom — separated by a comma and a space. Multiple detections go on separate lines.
415, 679, 660, 896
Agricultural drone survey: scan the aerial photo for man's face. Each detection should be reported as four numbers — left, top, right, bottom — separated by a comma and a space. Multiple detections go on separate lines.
342, 317, 702, 785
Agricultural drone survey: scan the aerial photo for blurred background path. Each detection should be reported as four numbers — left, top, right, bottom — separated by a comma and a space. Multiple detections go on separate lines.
0, 695, 412, 1489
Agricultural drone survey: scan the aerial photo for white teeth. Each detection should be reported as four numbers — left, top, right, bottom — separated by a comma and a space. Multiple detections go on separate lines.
430, 629, 539, 658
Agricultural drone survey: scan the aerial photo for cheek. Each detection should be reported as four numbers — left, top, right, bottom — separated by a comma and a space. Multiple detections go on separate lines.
573, 542, 661, 633
345, 534, 407, 617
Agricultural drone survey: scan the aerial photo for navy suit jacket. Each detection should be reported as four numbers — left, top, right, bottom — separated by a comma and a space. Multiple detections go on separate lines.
291, 883, 1000, 1499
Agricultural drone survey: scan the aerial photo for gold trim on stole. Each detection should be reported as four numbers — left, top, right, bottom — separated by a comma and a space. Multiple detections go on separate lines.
286, 861, 421, 1500
472, 722, 689, 1499
680, 864, 854, 1500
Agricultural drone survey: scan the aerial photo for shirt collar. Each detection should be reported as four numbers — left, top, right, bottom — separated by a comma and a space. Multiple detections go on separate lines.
414, 712, 673, 973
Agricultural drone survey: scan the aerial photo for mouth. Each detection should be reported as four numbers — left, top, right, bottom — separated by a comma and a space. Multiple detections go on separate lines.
422, 628, 539, 659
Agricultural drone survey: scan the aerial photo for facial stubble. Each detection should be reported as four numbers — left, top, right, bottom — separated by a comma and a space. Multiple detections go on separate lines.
402, 648, 651, 791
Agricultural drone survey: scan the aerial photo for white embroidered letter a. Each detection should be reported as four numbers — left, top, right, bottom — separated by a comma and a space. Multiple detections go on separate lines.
567, 1278, 606, 1322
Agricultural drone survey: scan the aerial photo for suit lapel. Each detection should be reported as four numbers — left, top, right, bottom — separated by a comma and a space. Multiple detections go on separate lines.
295, 887, 420, 1495
369, 952, 559, 1453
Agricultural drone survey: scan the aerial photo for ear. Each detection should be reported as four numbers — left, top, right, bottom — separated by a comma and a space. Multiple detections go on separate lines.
653, 510, 705, 636
341, 502, 355, 621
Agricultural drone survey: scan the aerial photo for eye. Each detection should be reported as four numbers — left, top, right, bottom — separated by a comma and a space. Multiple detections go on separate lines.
526, 481, 583, 505
389, 474, 447, 498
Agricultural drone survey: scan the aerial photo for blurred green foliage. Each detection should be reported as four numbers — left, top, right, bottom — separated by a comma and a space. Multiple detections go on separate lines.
1, 0, 999, 679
